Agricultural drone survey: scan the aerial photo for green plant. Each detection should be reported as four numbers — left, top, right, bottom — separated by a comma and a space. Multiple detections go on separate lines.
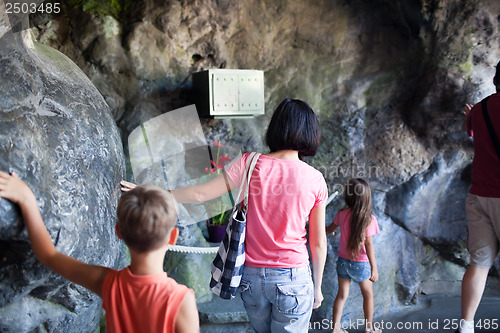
209, 209, 231, 226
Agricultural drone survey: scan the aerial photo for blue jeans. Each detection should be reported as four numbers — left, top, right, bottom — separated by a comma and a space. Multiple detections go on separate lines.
240, 265, 314, 333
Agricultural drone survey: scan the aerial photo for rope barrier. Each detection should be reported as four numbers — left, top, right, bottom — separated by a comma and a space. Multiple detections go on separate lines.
168, 244, 219, 254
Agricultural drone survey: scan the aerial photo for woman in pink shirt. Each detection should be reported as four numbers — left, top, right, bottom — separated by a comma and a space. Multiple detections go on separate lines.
326, 178, 380, 333
170, 99, 328, 332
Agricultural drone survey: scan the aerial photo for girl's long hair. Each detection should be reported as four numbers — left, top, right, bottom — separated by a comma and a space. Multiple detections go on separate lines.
344, 178, 373, 258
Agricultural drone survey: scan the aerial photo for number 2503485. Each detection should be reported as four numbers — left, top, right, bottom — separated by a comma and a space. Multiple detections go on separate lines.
5, 2, 61, 14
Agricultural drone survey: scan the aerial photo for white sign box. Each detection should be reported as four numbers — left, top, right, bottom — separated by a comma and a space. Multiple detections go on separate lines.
193, 69, 265, 118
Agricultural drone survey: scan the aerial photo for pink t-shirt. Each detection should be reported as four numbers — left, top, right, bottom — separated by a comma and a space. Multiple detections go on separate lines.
334, 209, 380, 262
466, 92, 500, 198
225, 153, 328, 268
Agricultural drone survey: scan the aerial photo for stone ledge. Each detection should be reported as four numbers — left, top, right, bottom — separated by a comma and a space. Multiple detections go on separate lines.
197, 291, 248, 324
200, 323, 253, 333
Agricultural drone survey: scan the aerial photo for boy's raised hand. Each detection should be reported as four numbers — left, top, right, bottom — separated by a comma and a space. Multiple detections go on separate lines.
0, 171, 35, 205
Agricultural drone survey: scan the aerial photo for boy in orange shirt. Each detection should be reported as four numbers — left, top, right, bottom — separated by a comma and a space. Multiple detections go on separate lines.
0, 171, 199, 333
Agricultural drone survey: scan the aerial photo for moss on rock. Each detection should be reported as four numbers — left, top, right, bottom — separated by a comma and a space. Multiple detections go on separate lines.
67, 0, 132, 18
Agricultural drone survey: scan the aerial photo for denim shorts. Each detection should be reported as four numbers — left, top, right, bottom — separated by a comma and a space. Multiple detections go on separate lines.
240, 265, 313, 333
336, 257, 371, 282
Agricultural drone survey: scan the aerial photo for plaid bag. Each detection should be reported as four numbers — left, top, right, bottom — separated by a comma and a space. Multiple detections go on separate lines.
209, 152, 260, 299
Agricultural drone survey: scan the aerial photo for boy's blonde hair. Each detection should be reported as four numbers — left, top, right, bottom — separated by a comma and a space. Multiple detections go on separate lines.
117, 184, 177, 253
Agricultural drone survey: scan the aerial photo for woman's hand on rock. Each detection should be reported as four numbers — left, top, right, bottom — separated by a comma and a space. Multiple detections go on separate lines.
120, 180, 137, 192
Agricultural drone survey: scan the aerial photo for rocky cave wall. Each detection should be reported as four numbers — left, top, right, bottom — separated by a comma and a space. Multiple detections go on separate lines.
1, 0, 500, 330
0, 1, 126, 332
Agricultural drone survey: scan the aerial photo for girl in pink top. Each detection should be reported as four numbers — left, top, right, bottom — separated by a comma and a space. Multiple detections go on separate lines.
326, 178, 381, 333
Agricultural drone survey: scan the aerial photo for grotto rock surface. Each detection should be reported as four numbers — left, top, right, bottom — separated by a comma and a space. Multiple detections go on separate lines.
22, 0, 500, 326
0, 7, 125, 333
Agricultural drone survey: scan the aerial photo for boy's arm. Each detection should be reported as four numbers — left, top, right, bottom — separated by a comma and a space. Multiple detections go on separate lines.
174, 291, 200, 333
308, 204, 327, 309
365, 235, 378, 282
0, 171, 111, 297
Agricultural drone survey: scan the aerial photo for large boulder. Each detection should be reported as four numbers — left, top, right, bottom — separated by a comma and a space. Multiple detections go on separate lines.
0, 8, 125, 333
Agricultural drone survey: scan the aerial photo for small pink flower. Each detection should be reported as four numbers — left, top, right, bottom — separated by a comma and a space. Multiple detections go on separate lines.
212, 141, 224, 147
219, 155, 232, 162
211, 160, 225, 169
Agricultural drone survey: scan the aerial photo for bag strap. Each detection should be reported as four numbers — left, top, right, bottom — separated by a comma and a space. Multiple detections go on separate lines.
231, 152, 260, 214
242, 153, 260, 210
481, 97, 500, 162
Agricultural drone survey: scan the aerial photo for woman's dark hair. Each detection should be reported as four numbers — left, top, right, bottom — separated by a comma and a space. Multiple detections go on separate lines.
265, 98, 321, 160
344, 178, 373, 259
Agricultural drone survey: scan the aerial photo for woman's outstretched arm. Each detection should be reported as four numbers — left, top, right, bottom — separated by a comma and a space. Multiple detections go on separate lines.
121, 172, 236, 204
170, 173, 235, 203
